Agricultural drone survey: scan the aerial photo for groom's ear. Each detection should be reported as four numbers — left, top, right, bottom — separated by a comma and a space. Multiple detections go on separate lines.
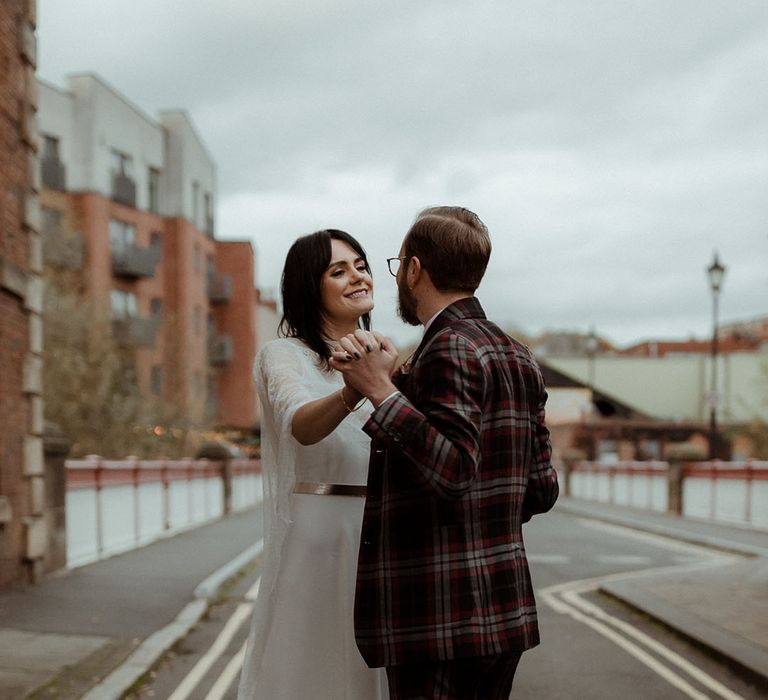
407, 256, 422, 287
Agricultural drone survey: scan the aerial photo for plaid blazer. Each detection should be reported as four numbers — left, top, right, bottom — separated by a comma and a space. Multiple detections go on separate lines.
354, 297, 559, 668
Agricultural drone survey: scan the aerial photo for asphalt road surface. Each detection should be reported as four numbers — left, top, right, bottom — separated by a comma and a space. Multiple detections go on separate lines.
125, 509, 763, 699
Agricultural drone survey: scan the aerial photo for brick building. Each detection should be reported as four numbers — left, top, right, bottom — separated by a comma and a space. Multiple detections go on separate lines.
37, 74, 272, 438
0, 0, 46, 586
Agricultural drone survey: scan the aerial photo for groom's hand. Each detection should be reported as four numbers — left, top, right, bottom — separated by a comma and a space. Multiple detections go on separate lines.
329, 330, 399, 407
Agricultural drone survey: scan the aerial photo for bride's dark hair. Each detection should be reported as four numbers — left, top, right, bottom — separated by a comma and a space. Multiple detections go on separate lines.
279, 229, 372, 364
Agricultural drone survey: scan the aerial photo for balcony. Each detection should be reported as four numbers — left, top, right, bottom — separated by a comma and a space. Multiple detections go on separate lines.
111, 244, 160, 279
208, 335, 233, 366
207, 272, 233, 304
43, 228, 85, 269
41, 157, 67, 191
112, 315, 158, 347
112, 173, 137, 208
205, 392, 219, 422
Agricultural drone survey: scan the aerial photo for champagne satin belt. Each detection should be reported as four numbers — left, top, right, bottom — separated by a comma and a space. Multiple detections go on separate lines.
293, 482, 367, 497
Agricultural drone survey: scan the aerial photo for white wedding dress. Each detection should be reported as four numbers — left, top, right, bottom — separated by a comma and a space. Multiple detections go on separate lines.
238, 337, 387, 699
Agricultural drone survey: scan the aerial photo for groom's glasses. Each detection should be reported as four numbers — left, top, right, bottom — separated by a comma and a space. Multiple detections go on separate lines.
386, 256, 409, 277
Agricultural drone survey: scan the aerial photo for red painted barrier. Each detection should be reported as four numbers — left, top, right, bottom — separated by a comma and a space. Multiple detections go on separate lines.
564, 459, 768, 527
65, 456, 262, 566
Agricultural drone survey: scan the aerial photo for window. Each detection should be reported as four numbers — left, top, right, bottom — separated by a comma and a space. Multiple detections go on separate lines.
151, 365, 164, 397
150, 231, 162, 257
109, 219, 136, 253
42, 135, 60, 160
194, 244, 201, 273
206, 254, 215, 277
206, 375, 217, 414
192, 181, 200, 226
110, 289, 138, 319
194, 306, 202, 335
110, 149, 133, 178
42, 206, 62, 233
204, 192, 212, 234
150, 298, 163, 320
148, 168, 160, 213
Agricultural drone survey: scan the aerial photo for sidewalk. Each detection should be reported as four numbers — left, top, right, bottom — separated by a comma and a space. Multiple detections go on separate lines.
0, 499, 765, 699
556, 497, 768, 684
0, 507, 264, 700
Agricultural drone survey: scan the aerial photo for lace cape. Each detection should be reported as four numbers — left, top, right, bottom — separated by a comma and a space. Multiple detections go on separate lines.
238, 338, 338, 697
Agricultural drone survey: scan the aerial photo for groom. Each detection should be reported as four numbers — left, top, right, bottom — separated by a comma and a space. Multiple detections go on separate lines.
331, 206, 559, 699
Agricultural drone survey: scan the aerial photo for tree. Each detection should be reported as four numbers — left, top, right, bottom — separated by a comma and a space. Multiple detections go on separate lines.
43, 275, 205, 458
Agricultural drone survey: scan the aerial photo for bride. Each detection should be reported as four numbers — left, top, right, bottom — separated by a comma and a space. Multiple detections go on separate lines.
238, 229, 393, 699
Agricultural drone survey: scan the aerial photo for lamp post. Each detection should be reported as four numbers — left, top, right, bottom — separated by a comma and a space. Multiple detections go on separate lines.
586, 327, 598, 460
706, 252, 726, 460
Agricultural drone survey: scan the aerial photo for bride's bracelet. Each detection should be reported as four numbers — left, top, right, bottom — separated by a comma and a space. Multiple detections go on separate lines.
339, 387, 366, 413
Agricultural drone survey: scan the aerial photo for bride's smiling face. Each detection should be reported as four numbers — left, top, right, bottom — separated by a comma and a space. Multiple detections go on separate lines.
320, 239, 374, 326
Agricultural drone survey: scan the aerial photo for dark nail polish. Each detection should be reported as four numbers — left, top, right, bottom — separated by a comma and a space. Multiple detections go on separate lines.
345, 354, 353, 361
366, 344, 372, 352
354, 351, 361, 360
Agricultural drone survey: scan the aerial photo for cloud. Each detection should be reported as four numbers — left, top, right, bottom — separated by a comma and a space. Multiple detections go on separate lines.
37, 0, 768, 346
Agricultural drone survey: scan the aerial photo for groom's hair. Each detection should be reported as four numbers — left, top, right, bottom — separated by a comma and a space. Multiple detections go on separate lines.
404, 206, 491, 293
279, 229, 371, 365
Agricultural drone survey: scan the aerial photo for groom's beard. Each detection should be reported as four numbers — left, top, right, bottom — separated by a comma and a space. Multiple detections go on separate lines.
397, 276, 420, 326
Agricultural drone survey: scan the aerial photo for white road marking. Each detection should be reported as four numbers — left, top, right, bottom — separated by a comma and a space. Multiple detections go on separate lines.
541, 583, 712, 700
167, 602, 253, 700
527, 554, 570, 563
595, 555, 652, 564
539, 518, 745, 700
202, 639, 248, 700
244, 575, 261, 601
575, 518, 727, 557
562, 587, 746, 700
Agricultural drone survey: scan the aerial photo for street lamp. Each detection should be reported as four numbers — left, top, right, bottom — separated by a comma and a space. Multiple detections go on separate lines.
706, 252, 726, 459
586, 327, 598, 460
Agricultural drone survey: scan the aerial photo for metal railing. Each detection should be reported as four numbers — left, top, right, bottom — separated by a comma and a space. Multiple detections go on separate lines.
207, 271, 233, 304
208, 334, 234, 366
111, 243, 161, 278
111, 315, 159, 347
65, 456, 262, 567
112, 173, 137, 207
41, 157, 67, 191
561, 459, 768, 529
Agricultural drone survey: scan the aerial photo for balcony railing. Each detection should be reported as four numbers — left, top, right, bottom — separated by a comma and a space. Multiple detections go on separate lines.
111, 244, 161, 279
207, 271, 233, 304
43, 228, 84, 269
41, 157, 67, 191
112, 173, 137, 208
112, 315, 159, 347
208, 335, 234, 366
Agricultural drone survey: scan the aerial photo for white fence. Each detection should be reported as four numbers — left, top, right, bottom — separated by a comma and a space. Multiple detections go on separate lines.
66, 457, 262, 568
567, 459, 768, 529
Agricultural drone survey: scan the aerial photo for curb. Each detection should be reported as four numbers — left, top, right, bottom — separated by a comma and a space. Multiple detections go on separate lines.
555, 499, 768, 559
80, 539, 264, 700
600, 575, 768, 686
554, 499, 768, 686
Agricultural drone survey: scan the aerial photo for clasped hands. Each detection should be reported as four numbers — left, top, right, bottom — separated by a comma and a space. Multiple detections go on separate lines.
329, 329, 399, 408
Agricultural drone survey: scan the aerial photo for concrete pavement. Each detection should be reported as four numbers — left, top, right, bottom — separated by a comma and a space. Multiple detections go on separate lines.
0, 498, 765, 699
0, 507, 264, 700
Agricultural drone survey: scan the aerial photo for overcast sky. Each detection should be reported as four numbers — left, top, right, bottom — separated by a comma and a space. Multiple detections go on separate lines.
38, 1, 768, 349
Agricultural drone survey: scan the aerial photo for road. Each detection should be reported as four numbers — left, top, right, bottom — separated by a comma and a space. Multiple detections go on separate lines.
125, 509, 763, 699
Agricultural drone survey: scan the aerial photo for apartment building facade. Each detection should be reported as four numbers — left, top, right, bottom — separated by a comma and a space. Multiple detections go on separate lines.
37, 74, 263, 435
0, 0, 47, 586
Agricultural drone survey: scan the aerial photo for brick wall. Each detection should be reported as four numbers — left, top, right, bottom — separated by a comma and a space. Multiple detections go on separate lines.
0, 0, 43, 587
